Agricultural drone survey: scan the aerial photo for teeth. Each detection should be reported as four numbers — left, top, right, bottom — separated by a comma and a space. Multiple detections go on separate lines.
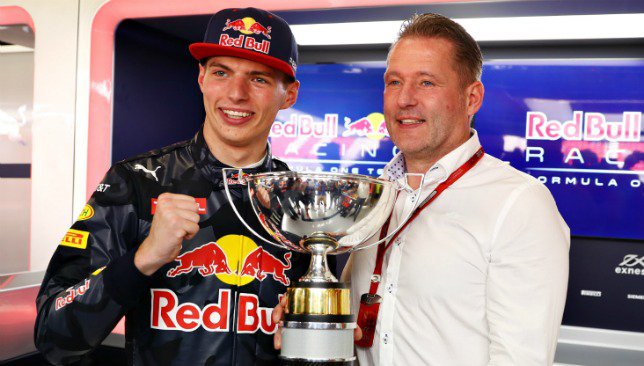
400, 119, 424, 125
222, 109, 252, 119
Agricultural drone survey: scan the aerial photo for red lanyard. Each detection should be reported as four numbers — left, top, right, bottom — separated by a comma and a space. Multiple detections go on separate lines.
355, 147, 484, 348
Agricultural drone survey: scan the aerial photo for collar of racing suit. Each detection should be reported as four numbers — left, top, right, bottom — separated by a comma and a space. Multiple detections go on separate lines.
188, 126, 280, 188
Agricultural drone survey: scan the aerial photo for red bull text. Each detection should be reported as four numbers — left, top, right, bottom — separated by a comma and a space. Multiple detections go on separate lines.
270, 113, 338, 138
151, 289, 279, 334
219, 34, 270, 54
526, 111, 641, 142
55, 279, 91, 310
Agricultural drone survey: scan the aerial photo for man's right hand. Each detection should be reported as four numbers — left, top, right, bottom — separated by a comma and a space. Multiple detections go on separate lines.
134, 193, 201, 276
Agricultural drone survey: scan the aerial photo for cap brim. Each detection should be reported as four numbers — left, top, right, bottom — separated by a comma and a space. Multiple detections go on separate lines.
190, 43, 294, 78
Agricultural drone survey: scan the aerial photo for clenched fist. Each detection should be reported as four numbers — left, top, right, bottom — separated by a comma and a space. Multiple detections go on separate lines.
134, 193, 201, 276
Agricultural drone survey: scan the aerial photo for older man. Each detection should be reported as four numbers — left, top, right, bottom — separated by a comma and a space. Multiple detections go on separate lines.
345, 13, 570, 366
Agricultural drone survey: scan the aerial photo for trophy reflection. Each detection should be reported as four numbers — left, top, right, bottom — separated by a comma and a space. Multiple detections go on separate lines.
223, 170, 409, 365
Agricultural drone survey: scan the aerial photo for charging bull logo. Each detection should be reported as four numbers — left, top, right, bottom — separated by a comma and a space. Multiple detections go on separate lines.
167, 242, 232, 277
343, 112, 389, 140
240, 247, 292, 286
166, 235, 292, 286
223, 17, 272, 39
226, 172, 249, 186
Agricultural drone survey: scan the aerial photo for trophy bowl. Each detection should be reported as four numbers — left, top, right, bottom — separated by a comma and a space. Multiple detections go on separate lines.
247, 172, 396, 248
223, 170, 405, 365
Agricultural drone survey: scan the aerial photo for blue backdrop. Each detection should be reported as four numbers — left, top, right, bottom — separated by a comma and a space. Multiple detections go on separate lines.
271, 61, 644, 240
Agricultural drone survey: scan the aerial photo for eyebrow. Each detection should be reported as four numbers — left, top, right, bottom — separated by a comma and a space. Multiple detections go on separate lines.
207, 62, 232, 72
384, 70, 440, 82
249, 70, 276, 79
207, 62, 276, 79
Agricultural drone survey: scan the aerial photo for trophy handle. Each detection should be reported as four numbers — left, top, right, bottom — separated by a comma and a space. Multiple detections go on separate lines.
221, 167, 288, 249
349, 172, 425, 251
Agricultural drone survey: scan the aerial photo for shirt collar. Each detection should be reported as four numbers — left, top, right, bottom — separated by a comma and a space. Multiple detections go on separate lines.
241, 152, 269, 169
385, 129, 482, 187
189, 126, 276, 187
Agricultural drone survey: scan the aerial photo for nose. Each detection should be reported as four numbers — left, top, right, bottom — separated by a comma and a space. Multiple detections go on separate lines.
228, 76, 250, 103
396, 82, 417, 108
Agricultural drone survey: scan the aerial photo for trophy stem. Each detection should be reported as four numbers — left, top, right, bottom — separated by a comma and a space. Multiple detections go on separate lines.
299, 233, 338, 282
282, 232, 355, 364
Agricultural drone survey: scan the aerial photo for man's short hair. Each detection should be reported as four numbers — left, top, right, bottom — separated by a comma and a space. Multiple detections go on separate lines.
393, 13, 483, 87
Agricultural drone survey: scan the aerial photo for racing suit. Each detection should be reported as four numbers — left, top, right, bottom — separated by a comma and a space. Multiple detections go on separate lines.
35, 129, 312, 365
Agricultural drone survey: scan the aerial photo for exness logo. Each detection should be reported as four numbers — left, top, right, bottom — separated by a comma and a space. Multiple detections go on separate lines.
615, 254, 644, 276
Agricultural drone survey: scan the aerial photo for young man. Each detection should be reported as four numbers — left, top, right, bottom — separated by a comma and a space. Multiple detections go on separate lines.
346, 13, 570, 365
35, 7, 309, 365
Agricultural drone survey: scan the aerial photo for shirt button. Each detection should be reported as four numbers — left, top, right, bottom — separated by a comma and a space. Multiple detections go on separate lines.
386, 284, 394, 293
383, 333, 389, 344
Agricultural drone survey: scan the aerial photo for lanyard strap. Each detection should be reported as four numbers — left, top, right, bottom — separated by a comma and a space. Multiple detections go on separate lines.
367, 147, 484, 295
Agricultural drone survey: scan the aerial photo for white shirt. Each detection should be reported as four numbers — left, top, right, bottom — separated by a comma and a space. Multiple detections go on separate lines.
347, 130, 570, 366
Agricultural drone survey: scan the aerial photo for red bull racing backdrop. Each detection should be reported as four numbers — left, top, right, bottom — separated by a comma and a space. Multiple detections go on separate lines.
272, 61, 643, 241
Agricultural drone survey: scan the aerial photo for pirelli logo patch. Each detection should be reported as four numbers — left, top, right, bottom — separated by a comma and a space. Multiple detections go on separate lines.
60, 229, 89, 249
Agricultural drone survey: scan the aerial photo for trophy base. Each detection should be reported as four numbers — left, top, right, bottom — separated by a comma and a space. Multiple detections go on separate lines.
282, 281, 356, 364
279, 326, 356, 365
280, 358, 355, 365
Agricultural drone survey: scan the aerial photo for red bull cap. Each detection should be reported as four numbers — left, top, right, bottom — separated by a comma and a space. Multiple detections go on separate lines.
189, 7, 298, 78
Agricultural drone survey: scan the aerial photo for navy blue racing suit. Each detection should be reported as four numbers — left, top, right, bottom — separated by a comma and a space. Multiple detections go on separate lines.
35, 129, 312, 365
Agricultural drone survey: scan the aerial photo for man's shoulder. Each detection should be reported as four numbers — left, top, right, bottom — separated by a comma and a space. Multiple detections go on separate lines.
116, 139, 192, 169
461, 152, 557, 209
476, 153, 542, 189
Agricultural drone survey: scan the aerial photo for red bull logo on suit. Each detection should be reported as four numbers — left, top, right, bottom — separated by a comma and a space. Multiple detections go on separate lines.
155, 234, 292, 334
239, 247, 291, 286
166, 235, 291, 286
167, 242, 232, 277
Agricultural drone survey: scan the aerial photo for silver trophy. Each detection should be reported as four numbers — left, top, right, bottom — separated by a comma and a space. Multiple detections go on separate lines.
223, 169, 420, 365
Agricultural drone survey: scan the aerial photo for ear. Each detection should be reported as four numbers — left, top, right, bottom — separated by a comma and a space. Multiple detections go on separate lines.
279, 80, 300, 110
465, 80, 484, 117
197, 63, 206, 91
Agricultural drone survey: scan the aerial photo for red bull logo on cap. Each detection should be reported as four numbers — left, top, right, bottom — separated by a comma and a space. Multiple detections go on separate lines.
166, 235, 292, 287
342, 112, 389, 140
223, 17, 272, 39
219, 17, 272, 54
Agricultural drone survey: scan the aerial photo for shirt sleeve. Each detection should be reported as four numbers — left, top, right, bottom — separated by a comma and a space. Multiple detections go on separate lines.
486, 182, 570, 366
34, 164, 150, 365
